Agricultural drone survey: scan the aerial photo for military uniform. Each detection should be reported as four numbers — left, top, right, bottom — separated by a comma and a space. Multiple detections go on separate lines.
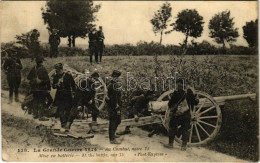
106, 71, 122, 143
27, 57, 51, 119
88, 32, 98, 63
52, 64, 76, 129
3, 56, 22, 102
29, 29, 41, 60
167, 88, 199, 149
49, 32, 61, 58
68, 73, 100, 129
96, 29, 105, 62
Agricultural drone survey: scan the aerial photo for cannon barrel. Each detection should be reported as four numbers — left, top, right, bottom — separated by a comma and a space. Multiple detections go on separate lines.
213, 93, 256, 103
210, 93, 256, 106
150, 93, 257, 112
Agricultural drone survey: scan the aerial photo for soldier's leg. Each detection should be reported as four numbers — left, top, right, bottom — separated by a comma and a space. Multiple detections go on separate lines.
89, 49, 93, 63
7, 76, 14, 103
95, 51, 98, 63
66, 106, 80, 130
125, 113, 134, 132
180, 114, 191, 149
100, 46, 103, 62
14, 78, 21, 102
45, 92, 53, 108
58, 104, 66, 128
87, 103, 99, 122
8, 84, 14, 103
50, 46, 53, 58
37, 92, 46, 119
168, 116, 178, 146
109, 116, 116, 141
32, 93, 40, 119
54, 46, 58, 58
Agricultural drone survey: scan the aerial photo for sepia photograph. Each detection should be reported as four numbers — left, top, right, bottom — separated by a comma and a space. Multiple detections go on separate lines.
0, 1, 258, 162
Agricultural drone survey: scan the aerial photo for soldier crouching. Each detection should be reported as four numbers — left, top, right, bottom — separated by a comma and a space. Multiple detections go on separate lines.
52, 63, 76, 132
106, 70, 122, 144
117, 90, 154, 135
67, 72, 100, 131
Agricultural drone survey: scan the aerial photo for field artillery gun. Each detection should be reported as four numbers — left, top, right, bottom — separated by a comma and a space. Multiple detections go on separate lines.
48, 65, 257, 146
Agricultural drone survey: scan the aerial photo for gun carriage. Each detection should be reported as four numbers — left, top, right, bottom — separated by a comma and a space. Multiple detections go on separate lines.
48, 65, 256, 146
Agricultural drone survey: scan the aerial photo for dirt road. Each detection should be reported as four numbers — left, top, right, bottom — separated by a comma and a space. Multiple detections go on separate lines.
1, 90, 245, 162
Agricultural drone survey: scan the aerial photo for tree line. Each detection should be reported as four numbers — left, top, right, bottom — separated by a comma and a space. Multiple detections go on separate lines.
150, 2, 258, 54
2, 1, 257, 58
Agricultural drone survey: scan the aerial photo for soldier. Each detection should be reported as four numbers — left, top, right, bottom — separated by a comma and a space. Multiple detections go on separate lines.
52, 63, 76, 132
96, 26, 105, 63
29, 29, 41, 61
163, 78, 199, 150
88, 29, 98, 64
49, 29, 61, 58
27, 56, 51, 120
3, 50, 23, 103
106, 70, 122, 144
67, 72, 100, 131
117, 90, 154, 135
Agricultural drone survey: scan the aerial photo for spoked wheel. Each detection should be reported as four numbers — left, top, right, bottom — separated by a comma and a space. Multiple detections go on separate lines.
157, 90, 222, 146
49, 67, 107, 111
74, 75, 107, 111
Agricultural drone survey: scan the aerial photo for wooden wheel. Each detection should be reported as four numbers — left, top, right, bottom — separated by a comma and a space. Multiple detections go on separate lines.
48, 67, 107, 111
74, 75, 107, 111
157, 90, 222, 146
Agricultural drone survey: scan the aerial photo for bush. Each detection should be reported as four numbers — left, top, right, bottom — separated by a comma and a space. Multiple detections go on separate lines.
207, 100, 259, 161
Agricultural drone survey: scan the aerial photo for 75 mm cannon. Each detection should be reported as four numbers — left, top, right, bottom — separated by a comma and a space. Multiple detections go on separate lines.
48, 65, 257, 146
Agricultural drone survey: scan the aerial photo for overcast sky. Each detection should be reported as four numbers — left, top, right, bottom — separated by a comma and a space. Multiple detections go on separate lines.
0, 1, 257, 47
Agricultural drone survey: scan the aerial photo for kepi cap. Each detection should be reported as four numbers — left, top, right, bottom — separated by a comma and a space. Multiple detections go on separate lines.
112, 70, 121, 77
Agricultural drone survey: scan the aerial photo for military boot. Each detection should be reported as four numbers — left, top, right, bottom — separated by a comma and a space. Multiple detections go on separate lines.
15, 94, 20, 102
8, 96, 13, 104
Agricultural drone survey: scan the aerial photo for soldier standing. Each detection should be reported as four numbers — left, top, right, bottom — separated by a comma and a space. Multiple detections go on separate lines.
88, 29, 98, 64
27, 56, 51, 120
96, 26, 105, 63
3, 50, 23, 103
49, 29, 61, 58
67, 72, 100, 131
29, 29, 41, 61
164, 78, 199, 150
52, 63, 76, 132
106, 70, 122, 144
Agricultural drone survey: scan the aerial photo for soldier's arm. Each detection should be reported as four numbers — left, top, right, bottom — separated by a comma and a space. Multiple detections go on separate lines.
27, 67, 35, 81
72, 89, 82, 107
16, 59, 23, 69
117, 91, 122, 107
3, 59, 10, 71
40, 67, 51, 90
168, 91, 178, 108
69, 73, 76, 92
49, 35, 52, 44
52, 76, 59, 89
90, 80, 96, 104
187, 88, 199, 105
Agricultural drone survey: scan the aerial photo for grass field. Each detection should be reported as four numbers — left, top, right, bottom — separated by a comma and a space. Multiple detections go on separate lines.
1, 55, 259, 161
2, 55, 258, 96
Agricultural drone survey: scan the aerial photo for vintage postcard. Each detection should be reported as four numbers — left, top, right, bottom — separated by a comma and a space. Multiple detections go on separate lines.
0, 1, 258, 162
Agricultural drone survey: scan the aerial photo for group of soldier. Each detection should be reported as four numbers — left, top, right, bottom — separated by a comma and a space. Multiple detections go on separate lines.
88, 26, 105, 64
17, 26, 103, 63
3, 26, 198, 149
48, 26, 105, 64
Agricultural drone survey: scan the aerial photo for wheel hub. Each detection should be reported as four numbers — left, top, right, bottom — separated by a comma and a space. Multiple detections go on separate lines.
191, 112, 199, 124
